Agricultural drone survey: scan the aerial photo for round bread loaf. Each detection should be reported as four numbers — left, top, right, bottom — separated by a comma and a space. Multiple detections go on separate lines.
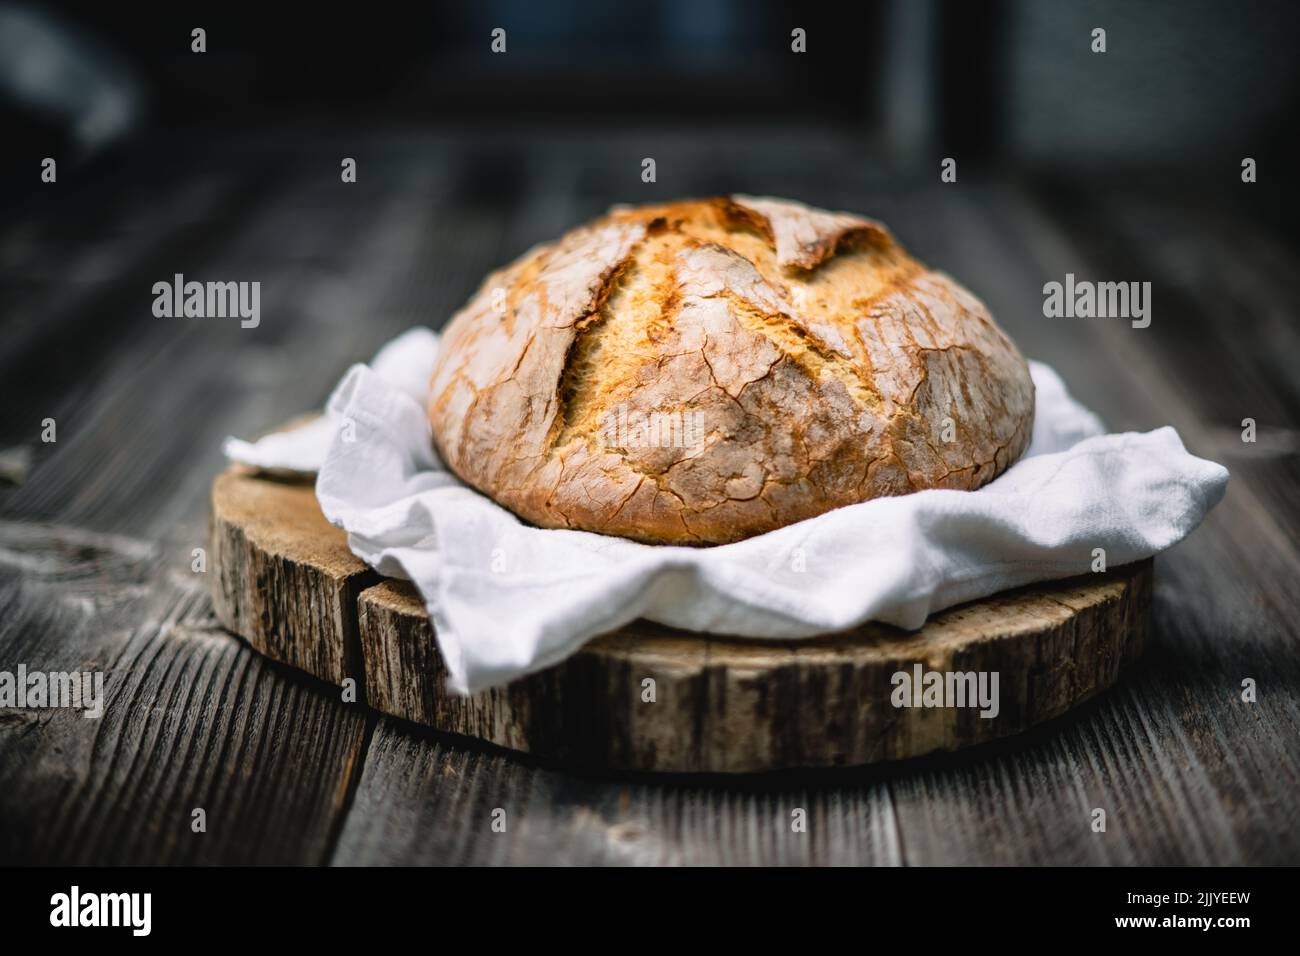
427, 196, 1034, 546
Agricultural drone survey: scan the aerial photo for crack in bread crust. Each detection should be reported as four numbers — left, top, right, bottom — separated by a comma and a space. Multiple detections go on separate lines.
428, 196, 1035, 545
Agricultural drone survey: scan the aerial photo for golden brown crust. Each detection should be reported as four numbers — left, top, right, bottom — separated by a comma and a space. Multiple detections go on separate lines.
428, 196, 1035, 545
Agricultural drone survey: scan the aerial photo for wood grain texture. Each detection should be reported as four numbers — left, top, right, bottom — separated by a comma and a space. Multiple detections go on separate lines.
0, 138, 457, 865
332, 716, 908, 866
1, 125, 1296, 862
0, 520, 371, 865
210, 463, 1152, 772
210, 467, 376, 686
359, 568, 1152, 772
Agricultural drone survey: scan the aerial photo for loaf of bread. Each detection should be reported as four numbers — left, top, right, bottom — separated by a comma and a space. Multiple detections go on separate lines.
428, 196, 1034, 545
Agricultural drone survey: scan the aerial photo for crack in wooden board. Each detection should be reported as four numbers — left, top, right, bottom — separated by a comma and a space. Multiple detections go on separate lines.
210, 467, 378, 689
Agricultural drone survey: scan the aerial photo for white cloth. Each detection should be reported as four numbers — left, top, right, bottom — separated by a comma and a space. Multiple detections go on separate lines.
224, 328, 1228, 694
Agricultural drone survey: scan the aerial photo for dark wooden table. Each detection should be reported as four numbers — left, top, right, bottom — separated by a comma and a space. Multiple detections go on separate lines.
2, 124, 1297, 865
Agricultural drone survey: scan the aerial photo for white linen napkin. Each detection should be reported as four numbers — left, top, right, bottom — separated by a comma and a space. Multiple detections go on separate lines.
224, 328, 1228, 694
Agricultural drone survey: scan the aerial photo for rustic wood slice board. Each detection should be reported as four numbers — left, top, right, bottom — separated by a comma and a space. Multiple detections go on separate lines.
209, 465, 1152, 773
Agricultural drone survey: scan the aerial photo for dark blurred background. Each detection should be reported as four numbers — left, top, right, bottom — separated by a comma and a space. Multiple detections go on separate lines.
2, 0, 1299, 479
5, 2, 1294, 167
4, 0, 1299, 197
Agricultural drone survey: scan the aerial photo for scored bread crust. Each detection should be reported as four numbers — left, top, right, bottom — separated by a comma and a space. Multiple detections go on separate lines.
427, 196, 1035, 546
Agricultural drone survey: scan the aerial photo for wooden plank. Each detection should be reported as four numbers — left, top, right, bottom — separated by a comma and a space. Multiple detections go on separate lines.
0, 134, 486, 864
0, 136, 465, 544
331, 718, 904, 866
0, 520, 371, 865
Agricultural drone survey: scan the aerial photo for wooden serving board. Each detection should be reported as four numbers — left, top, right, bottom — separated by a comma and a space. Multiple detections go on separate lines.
209, 465, 1151, 773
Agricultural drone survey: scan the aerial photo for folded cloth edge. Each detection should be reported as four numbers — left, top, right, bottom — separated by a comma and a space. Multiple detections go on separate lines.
224, 330, 1230, 695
